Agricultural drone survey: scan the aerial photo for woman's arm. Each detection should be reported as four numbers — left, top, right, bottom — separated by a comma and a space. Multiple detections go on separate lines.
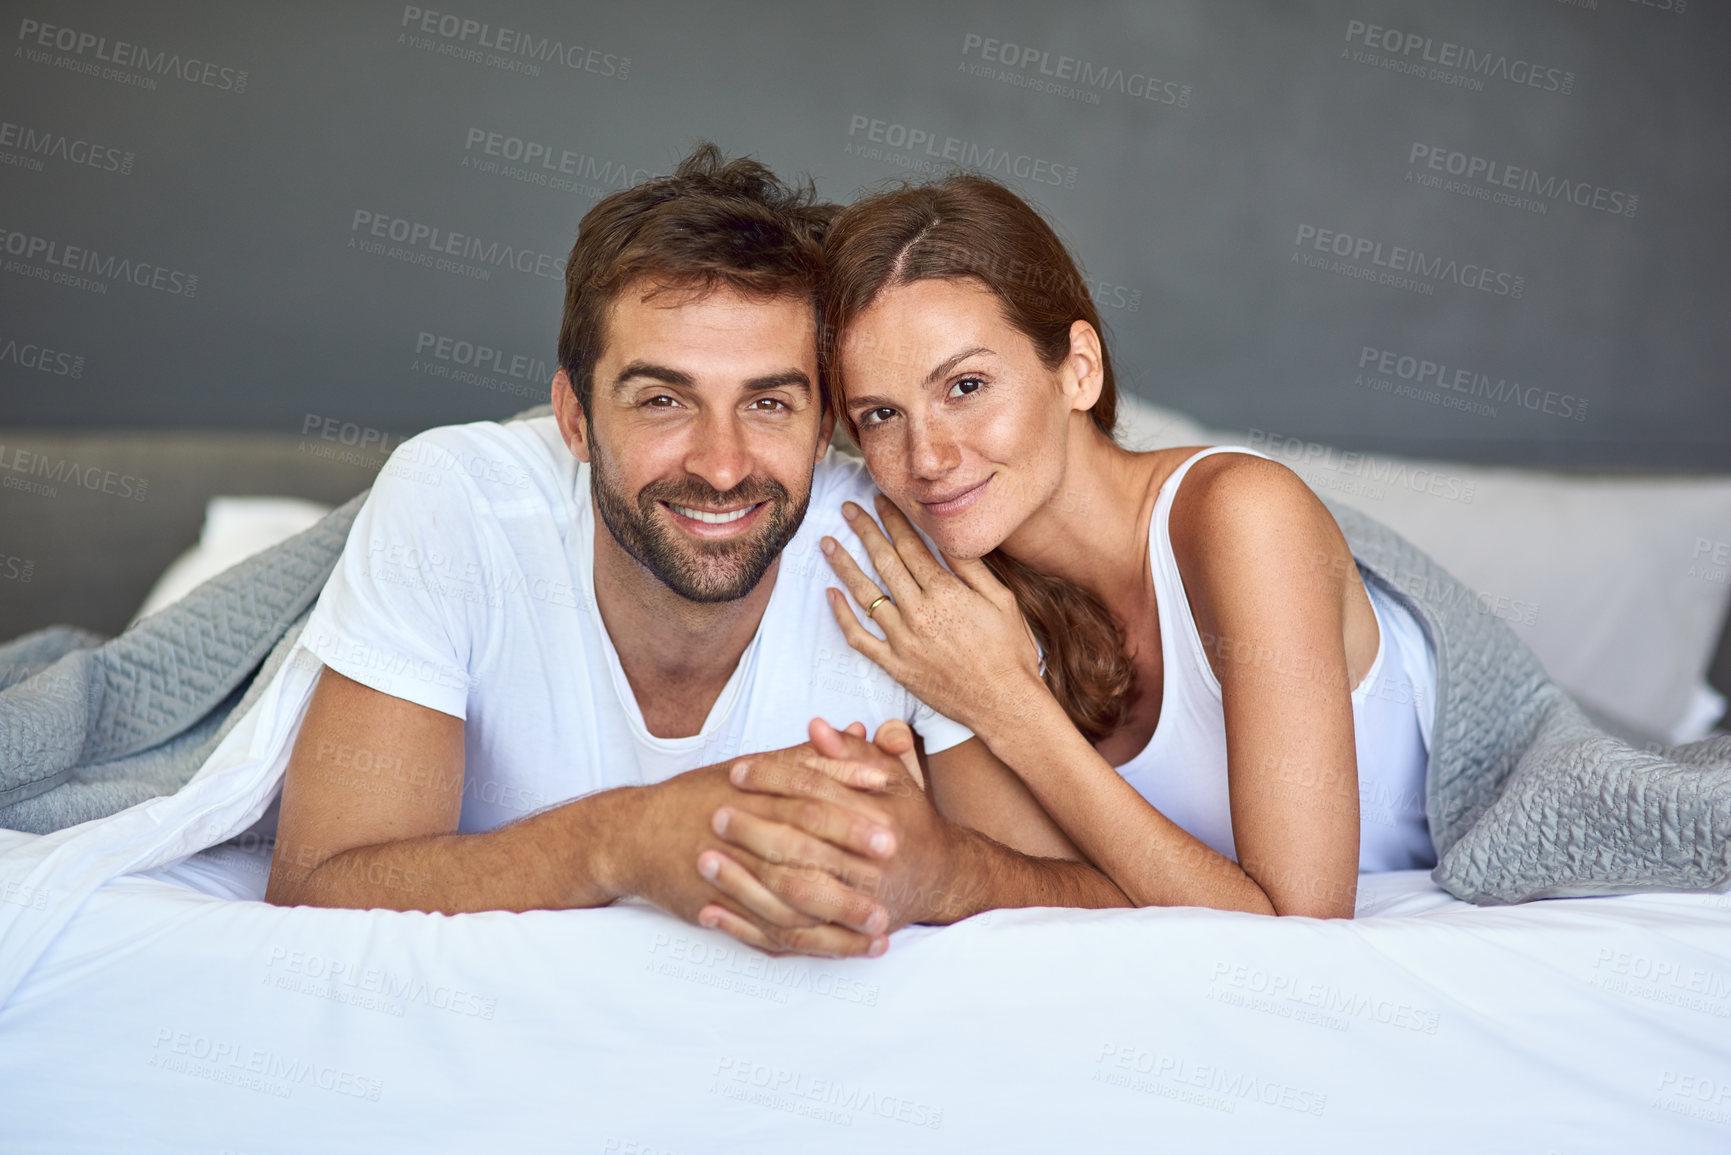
822, 464, 1366, 917
1169, 454, 1364, 917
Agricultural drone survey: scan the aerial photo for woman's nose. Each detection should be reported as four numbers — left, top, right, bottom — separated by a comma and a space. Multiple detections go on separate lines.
907, 422, 961, 479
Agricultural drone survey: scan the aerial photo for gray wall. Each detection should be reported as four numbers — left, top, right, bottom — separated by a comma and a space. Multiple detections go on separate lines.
1, 0, 1726, 469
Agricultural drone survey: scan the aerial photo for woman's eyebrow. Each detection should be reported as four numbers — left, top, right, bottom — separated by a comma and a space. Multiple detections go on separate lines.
847, 346, 997, 413
923, 346, 994, 385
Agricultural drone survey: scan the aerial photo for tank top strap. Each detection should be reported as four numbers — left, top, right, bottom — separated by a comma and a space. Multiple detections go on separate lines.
1147, 446, 1274, 700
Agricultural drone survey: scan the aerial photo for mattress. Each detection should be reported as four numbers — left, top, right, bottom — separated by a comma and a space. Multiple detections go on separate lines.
2, 833, 1730, 1153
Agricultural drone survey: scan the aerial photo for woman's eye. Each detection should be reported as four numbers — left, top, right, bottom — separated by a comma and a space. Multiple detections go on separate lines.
949, 377, 985, 399
857, 407, 898, 428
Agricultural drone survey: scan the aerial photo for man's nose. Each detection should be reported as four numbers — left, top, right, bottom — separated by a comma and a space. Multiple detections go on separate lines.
684, 410, 754, 496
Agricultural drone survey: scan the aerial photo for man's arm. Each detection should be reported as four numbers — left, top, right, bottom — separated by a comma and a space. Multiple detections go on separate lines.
267, 666, 906, 956
268, 664, 614, 913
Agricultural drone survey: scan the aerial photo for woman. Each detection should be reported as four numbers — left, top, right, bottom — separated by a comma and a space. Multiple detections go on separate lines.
809, 174, 1439, 918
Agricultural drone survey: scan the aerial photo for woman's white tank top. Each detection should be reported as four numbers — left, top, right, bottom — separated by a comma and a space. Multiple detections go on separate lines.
1109, 446, 1439, 873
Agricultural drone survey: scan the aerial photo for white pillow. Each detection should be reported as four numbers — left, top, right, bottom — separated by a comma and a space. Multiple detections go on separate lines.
1279, 452, 1731, 744
1113, 393, 1214, 451
1116, 394, 1731, 745
133, 496, 334, 623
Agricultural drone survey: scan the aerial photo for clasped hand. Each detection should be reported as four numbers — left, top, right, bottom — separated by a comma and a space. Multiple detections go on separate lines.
687, 716, 961, 958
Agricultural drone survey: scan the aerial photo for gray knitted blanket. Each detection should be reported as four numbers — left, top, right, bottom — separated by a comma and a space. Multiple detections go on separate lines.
2, 422, 1728, 905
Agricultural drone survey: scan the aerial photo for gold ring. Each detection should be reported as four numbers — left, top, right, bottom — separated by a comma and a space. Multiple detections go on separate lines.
866, 594, 893, 620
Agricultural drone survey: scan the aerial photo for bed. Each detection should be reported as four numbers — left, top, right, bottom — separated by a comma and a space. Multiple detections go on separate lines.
3, 398, 1731, 1150
4, 833, 1731, 1151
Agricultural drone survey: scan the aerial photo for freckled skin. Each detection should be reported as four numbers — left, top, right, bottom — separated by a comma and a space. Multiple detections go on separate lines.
839, 278, 1081, 562
830, 276, 1383, 918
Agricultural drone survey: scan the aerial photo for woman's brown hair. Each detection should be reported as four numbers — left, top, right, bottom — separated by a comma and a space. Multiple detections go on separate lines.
822, 175, 1135, 744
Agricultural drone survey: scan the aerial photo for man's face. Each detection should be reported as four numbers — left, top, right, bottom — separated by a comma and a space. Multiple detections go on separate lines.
555, 281, 832, 603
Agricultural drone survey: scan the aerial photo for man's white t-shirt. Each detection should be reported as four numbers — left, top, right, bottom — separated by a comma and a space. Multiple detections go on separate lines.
297, 416, 970, 833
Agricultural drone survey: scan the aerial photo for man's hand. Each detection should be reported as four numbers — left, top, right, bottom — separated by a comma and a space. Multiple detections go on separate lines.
616, 742, 911, 958
700, 718, 977, 949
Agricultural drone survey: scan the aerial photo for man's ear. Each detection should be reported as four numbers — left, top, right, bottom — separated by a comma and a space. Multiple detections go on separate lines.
551, 369, 592, 464
1059, 320, 1105, 415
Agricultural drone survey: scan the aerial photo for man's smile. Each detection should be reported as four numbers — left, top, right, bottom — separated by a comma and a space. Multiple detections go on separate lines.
661, 499, 768, 535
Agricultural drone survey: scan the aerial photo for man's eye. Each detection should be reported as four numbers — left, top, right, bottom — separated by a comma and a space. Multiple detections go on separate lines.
748, 397, 788, 411
949, 376, 985, 399
857, 407, 898, 428
644, 395, 679, 408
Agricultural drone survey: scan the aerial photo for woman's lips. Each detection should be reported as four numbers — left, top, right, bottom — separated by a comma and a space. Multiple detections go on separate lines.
919, 476, 990, 518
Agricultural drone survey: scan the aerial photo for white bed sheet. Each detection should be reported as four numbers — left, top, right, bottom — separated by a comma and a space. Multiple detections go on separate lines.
4, 647, 1731, 1151
4, 838, 1731, 1153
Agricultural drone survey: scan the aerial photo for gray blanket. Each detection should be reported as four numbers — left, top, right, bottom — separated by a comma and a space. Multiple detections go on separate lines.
3, 412, 1728, 904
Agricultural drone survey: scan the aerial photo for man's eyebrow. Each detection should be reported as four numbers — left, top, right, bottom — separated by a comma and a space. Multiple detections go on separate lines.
847, 346, 995, 412
612, 361, 695, 396
613, 363, 812, 397
743, 369, 812, 395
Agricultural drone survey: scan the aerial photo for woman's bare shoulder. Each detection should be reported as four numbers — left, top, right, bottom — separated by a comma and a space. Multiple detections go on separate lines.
1166, 448, 1326, 530
1163, 449, 1351, 610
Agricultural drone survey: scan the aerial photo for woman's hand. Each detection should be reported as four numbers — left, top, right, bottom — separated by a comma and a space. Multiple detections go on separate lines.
820, 494, 1048, 735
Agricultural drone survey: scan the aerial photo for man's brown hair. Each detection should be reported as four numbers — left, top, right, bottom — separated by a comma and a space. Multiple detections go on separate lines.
557, 141, 833, 415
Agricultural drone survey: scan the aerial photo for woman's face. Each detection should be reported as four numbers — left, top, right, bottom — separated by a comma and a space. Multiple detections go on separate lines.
837, 277, 1082, 559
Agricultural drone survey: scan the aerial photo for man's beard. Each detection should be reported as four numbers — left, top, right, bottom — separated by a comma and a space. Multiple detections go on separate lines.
589, 441, 810, 604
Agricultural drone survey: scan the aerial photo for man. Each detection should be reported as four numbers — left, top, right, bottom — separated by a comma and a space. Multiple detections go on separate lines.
265, 143, 1126, 958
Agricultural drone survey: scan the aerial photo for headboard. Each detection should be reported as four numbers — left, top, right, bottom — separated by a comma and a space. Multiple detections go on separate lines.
2, 426, 1727, 737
